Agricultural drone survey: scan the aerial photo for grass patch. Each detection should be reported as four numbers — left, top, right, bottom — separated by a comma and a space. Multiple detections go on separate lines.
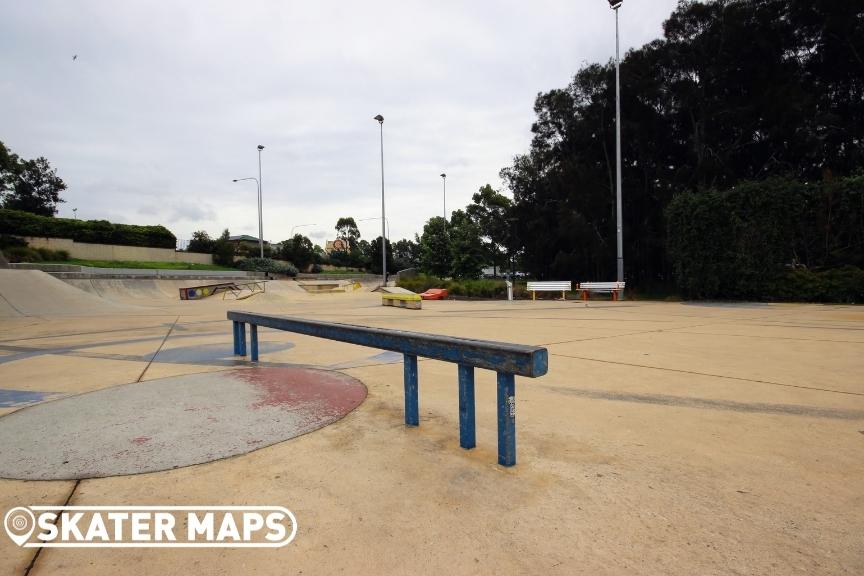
43, 258, 235, 271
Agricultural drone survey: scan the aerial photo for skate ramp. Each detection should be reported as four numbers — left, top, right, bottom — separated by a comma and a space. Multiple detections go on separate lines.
65, 278, 173, 302
62, 277, 314, 307
0, 270, 133, 317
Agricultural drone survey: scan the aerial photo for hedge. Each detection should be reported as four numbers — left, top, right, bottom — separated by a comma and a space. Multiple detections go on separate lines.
666, 176, 864, 302
397, 273, 530, 299
0, 209, 176, 249
236, 258, 298, 277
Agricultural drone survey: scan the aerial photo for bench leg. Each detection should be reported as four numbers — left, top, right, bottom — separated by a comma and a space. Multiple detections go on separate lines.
458, 365, 476, 449
496, 372, 516, 467
238, 322, 247, 356
403, 353, 419, 426
532, 290, 535, 301
582, 290, 589, 301
250, 324, 259, 362
232, 321, 240, 355
562, 290, 566, 300
612, 290, 619, 301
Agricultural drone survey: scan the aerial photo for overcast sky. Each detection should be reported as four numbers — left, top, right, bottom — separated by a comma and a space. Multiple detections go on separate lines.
1, 0, 679, 246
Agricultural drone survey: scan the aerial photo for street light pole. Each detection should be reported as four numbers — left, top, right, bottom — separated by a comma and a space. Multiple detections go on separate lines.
609, 0, 625, 292
290, 223, 317, 237
440, 173, 447, 222
374, 115, 386, 285
257, 145, 265, 258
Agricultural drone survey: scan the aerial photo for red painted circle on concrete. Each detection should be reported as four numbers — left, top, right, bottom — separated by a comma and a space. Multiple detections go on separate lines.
0, 367, 367, 480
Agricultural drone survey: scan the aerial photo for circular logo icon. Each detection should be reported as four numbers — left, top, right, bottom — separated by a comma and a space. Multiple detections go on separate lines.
4, 507, 36, 546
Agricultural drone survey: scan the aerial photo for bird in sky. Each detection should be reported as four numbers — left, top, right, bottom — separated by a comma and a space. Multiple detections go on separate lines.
72, 55, 77, 61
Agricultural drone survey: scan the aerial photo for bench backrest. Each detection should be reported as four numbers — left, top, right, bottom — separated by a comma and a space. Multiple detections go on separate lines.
227, 311, 547, 377
527, 281, 572, 291
580, 281, 625, 290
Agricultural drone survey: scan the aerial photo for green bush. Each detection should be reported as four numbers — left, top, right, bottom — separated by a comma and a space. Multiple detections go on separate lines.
773, 267, 864, 303
0, 235, 28, 249
4, 246, 42, 262
0, 209, 176, 249
236, 257, 298, 277
397, 274, 447, 293
397, 273, 513, 299
666, 176, 864, 302
2, 245, 71, 263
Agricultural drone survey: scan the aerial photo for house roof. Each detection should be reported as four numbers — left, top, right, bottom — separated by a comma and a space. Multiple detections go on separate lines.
228, 235, 269, 244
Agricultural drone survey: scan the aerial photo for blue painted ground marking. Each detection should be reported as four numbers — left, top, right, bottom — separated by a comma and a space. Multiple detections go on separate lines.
0, 340, 295, 367
0, 389, 63, 408
328, 351, 403, 370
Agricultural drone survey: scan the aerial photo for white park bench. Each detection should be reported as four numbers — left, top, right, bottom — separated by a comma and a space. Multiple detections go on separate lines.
526, 281, 572, 301
577, 281, 626, 301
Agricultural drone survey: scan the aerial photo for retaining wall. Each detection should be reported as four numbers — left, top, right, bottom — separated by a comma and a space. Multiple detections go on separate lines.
22, 236, 213, 265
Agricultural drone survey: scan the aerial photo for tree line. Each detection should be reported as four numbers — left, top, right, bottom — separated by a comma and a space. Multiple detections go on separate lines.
496, 0, 862, 290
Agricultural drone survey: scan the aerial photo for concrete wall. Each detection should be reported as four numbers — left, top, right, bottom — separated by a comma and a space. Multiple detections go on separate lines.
9, 263, 263, 279
22, 237, 213, 265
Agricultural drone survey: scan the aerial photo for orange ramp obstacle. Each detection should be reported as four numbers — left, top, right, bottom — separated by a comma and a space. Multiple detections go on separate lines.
420, 288, 449, 300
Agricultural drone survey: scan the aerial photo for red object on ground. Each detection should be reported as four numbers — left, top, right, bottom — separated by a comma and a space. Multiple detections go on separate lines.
420, 288, 449, 300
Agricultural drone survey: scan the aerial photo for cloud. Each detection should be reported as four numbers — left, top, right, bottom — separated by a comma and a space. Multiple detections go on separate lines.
1, 0, 679, 242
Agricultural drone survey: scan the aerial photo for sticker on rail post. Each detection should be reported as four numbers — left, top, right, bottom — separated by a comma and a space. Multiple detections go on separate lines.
508, 396, 516, 418
4, 506, 297, 548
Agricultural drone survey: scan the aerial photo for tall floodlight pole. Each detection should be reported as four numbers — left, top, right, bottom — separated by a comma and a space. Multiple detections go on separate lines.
374, 115, 387, 285
440, 173, 447, 221
441, 173, 448, 222
257, 145, 265, 258
609, 0, 624, 292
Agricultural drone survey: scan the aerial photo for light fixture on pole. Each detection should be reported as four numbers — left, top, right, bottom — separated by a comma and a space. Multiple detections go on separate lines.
373, 115, 387, 285
232, 176, 261, 254
290, 223, 317, 237
440, 173, 447, 222
256, 145, 265, 258
608, 0, 625, 294
357, 216, 390, 240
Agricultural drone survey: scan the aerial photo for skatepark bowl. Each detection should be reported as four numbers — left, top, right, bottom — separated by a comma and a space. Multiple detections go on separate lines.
0, 269, 862, 575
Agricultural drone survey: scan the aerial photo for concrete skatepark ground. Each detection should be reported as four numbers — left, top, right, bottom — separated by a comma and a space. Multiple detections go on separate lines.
0, 269, 861, 575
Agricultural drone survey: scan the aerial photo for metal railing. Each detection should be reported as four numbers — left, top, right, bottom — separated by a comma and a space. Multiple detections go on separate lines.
227, 311, 549, 466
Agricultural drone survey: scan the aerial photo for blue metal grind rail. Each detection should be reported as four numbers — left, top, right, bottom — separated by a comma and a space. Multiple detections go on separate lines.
227, 311, 548, 466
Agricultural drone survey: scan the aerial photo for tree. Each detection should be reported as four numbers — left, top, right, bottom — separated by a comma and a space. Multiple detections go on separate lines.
313, 244, 326, 263
187, 230, 214, 253
212, 229, 234, 267
419, 217, 451, 277
334, 217, 361, 250
448, 210, 485, 279
281, 234, 316, 271
368, 236, 394, 275
393, 237, 420, 271
0, 141, 66, 216
466, 184, 513, 277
